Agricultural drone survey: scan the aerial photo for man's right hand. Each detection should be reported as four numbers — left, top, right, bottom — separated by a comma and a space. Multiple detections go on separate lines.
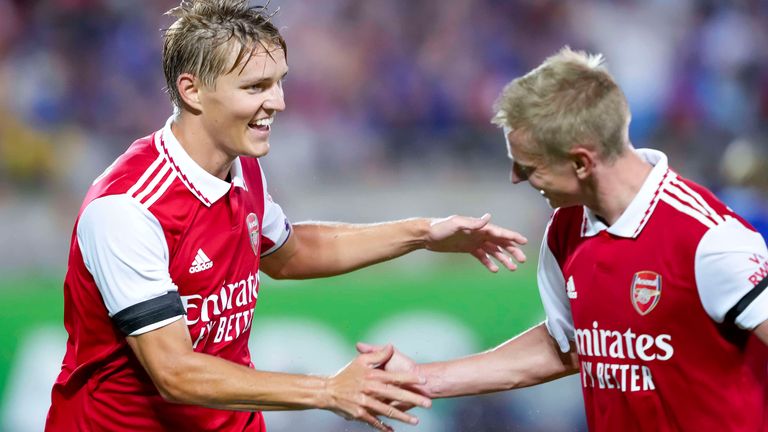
355, 342, 430, 412
324, 344, 431, 431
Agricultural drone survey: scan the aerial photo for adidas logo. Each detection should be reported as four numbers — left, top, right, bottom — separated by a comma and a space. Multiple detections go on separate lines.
189, 249, 213, 274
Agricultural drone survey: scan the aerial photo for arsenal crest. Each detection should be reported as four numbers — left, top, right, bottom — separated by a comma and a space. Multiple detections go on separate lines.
631, 271, 662, 315
246, 213, 260, 256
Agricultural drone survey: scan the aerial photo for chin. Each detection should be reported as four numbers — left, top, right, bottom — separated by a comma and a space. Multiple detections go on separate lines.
244, 141, 270, 158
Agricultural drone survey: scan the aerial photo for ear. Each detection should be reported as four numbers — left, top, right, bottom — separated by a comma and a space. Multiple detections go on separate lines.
176, 73, 203, 112
569, 146, 597, 180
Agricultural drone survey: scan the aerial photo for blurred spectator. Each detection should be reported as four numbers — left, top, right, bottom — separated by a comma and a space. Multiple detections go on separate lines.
718, 137, 768, 239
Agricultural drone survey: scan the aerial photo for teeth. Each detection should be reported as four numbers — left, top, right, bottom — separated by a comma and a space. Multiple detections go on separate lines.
253, 117, 273, 127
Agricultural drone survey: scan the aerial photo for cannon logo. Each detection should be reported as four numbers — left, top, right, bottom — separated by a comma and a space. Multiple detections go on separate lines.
247, 213, 260, 256
631, 271, 662, 315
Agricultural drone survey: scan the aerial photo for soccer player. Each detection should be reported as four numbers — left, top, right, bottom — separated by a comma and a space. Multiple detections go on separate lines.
358, 47, 768, 431
44, 2, 528, 431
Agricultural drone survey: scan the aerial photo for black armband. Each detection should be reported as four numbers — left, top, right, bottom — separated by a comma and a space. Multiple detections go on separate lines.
112, 291, 185, 335
724, 276, 768, 326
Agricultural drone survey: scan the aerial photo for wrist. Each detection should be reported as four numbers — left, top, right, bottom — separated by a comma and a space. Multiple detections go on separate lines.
314, 375, 334, 410
416, 363, 441, 398
409, 217, 433, 251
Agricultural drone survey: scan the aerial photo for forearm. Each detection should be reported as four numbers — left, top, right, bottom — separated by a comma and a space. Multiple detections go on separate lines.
417, 323, 579, 398
270, 219, 431, 279
151, 350, 329, 411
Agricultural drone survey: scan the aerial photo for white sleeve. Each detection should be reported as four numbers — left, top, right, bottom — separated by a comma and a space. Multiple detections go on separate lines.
537, 222, 575, 352
259, 167, 292, 257
77, 195, 183, 335
695, 217, 768, 330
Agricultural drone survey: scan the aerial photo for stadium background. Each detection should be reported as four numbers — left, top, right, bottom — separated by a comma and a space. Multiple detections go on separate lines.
1, 0, 767, 431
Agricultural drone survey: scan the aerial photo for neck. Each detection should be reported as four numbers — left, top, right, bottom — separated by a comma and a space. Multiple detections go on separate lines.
171, 111, 235, 180
585, 149, 653, 226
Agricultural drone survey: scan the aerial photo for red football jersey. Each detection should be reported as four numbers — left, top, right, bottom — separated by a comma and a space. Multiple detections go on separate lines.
538, 149, 768, 431
46, 119, 291, 431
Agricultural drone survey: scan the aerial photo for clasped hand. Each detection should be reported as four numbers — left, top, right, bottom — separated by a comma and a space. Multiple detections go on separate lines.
325, 345, 431, 431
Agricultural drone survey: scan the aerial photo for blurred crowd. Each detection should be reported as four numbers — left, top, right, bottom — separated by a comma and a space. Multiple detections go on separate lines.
0, 0, 766, 234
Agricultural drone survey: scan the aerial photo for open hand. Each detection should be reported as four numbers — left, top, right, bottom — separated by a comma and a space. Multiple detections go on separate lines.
325, 345, 432, 431
426, 213, 527, 272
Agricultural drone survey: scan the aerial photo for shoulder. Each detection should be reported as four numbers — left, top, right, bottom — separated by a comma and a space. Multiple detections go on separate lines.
656, 172, 753, 238
82, 132, 195, 223
85, 132, 164, 201
546, 206, 586, 260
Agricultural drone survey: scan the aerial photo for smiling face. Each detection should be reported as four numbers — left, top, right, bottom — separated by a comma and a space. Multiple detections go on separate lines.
506, 129, 583, 209
196, 43, 288, 159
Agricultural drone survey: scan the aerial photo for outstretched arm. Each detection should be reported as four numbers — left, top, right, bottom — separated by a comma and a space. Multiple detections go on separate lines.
127, 319, 431, 431
260, 214, 527, 279
359, 323, 579, 399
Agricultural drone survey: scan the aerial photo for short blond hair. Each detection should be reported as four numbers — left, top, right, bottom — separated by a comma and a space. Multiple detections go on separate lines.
162, 0, 286, 108
492, 46, 630, 160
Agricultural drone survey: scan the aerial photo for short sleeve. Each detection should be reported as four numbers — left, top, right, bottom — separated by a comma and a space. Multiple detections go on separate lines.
77, 195, 184, 335
538, 221, 576, 352
258, 168, 292, 257
695, 217, 768, 330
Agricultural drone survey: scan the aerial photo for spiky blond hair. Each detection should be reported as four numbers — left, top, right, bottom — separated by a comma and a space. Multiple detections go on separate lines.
492, 46, 630, 160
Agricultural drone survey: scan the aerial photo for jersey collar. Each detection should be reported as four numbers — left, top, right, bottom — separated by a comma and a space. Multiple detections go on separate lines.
159, 117, 247, 207
581, 148, 671, 238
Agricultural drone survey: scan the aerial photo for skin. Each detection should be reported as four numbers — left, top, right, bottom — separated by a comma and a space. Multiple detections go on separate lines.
125, 42, 530, 431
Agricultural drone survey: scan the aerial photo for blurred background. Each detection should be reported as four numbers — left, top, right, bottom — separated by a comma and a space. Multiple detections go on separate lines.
1, 0, 767, 431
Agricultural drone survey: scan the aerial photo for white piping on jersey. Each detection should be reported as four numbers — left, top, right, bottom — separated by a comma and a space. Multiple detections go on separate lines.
134, 163, 171, 203
658, 176, 731, 229
659, 192, 717, 228
157, 129, 212, 206
632, 169, 673, 238
124, 133, 179, 210
126, 151, 164, 198
669, 177, 725, 224
142, 170, 177, 209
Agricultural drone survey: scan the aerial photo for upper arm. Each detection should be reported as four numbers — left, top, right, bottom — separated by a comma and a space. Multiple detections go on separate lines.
258, 167, 292, 257
695, 218, 768, 330
125, 319, 195, 400
78, 195, 184, 335
754, 320, 768, 346
537, 221, 575, 353
259, 229, 298, 279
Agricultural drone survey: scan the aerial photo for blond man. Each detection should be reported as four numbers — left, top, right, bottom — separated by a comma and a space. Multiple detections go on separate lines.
44, 1, 527, 431
361, 47, 768, 431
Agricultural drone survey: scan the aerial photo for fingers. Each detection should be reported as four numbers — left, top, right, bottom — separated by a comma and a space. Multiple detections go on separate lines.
366, 380, 431, 410
472, 249, 499, 272
484, 225, 528, 245
489, 247, 517, 271
356, 341, 382, 354
368, 368, 426, 387
360, 412, 394, 432
504, 245, 527, 263
362, 394, 420, 425
360, 344, 394, 367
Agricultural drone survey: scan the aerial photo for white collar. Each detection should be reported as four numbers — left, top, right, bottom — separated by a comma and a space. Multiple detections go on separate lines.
581, 148, 671, 238
158, 116, 247, 207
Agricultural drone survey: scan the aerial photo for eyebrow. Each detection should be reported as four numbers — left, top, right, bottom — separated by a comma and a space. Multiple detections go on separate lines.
240, 70, 289, 85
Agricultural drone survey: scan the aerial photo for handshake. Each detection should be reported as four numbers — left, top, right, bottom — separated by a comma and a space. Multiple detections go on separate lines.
324, 343, 426, 432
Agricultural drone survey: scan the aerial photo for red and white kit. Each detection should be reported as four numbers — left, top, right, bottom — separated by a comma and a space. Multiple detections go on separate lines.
46, 117, 291, 431
539, 149, 768, 431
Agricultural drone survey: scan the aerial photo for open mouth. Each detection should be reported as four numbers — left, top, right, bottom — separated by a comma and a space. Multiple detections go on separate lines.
248, 116, 274, 132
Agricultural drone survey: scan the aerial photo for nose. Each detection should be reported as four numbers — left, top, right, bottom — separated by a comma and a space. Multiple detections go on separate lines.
264, 83, 286, 112
510, 166, 525, 184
